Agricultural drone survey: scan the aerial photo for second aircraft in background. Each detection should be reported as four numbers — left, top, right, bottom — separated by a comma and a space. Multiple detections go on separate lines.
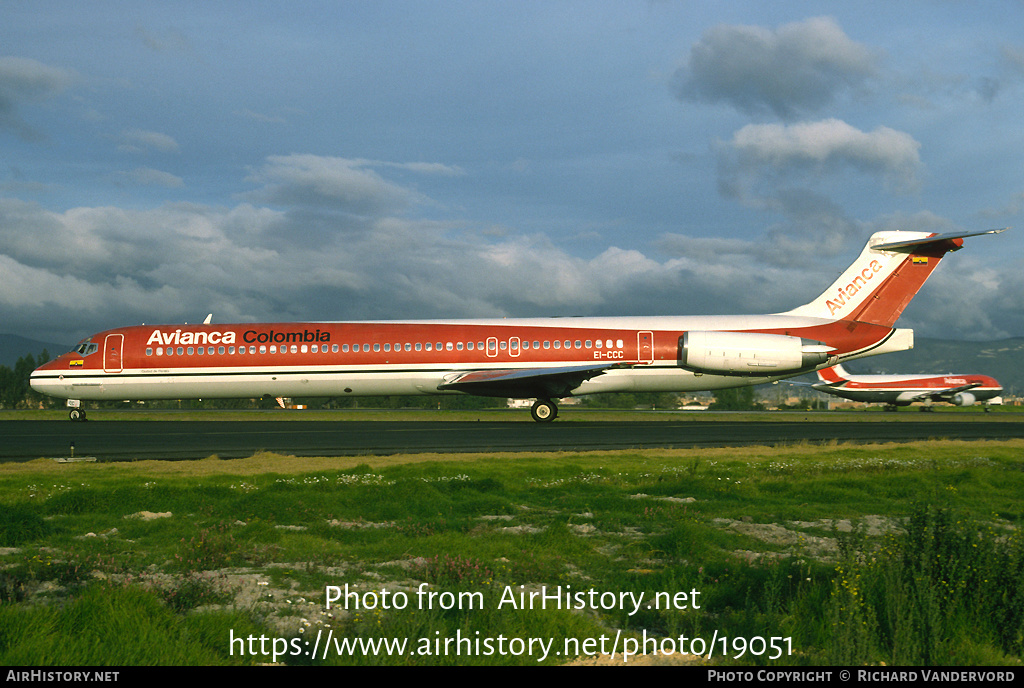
808, 364, 1003, 411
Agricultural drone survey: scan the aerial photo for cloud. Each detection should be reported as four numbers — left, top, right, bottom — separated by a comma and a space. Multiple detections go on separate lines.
242, 155, 439, 216
119, 168, 185, 188
673, 16, 879, 119
0, 56, 75, 140
718, 119, 922, 198
0, 185, 860, 346
0, 155, 1004, 346
116, 129, 180, 154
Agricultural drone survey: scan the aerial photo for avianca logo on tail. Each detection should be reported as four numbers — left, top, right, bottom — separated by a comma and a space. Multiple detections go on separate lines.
826, 259, 883, 316
147, 329, 237, 346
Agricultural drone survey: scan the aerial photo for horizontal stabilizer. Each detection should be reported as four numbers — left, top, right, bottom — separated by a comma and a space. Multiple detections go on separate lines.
871, 228, 1006, 252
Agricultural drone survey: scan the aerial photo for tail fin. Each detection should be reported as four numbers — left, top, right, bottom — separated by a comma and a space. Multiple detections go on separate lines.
816, 364, 849, 384
787, 229, 1005, 327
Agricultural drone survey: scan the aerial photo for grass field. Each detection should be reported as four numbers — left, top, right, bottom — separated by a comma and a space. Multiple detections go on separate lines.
2, 438, 1023, 666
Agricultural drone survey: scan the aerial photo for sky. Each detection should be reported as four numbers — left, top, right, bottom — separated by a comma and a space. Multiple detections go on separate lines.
2, 1, 1023, 347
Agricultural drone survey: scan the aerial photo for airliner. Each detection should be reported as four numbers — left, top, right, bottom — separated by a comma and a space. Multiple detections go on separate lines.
29, 229, 1003, 422
809, 364, 1003, 411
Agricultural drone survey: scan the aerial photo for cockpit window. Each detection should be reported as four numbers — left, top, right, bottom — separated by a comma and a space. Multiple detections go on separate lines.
72, 340, 99, 357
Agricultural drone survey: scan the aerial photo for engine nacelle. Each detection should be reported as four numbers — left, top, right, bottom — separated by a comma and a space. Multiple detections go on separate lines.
952, 392, 977, 406
678, 331, 834, 377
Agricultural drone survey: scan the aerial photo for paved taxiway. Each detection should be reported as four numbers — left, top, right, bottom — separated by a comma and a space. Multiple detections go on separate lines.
3, 416, 1024, 462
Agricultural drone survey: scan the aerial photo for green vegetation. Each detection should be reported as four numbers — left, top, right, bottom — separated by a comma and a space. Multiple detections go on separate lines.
1, 440, 1023, 665
0, 352, 51, 410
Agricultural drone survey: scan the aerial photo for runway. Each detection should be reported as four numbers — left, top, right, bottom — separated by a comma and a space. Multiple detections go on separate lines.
3, 415, 1024, 462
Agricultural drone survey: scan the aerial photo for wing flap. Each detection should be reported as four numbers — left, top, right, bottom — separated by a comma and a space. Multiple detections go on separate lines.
437, 363, 618, 399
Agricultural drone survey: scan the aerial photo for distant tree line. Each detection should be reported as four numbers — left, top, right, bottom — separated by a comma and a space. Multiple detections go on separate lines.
0, 352, 53, 409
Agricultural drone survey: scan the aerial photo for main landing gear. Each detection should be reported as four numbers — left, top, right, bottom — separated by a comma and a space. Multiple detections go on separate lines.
530, 398, 558, 423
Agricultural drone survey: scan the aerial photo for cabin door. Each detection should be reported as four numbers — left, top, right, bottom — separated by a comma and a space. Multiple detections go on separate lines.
104, 334, 124, 373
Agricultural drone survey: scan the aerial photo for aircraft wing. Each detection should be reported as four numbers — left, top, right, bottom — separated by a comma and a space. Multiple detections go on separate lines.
437, 363, 619, 399
904, 382, 983, 403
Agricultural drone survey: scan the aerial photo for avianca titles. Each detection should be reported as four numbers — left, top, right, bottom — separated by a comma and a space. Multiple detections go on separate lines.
30, 228, 1004, 422
811, 364, 1003, 411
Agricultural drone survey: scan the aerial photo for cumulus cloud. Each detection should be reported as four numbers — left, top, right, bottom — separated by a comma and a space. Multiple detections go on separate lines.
0, 56, 74, 140
718, 119, 922, 200
0, 157, 792, 344
0, 186, 847, 346
242, 155, 439, 216
0, 153, 1005, 346
673, 16, 879, 119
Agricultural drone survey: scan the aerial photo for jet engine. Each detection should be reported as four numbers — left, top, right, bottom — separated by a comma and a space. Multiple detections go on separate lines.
678, 331, 835, 377
951, 392, 977, 406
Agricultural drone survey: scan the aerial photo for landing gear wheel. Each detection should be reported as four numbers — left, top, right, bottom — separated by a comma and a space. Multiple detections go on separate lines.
69, 408, 86, 422
530, 399, 558, 423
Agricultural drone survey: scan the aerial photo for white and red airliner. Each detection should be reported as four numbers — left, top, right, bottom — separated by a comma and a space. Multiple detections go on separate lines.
30, 229, 1003, 422
809, 364, 1003, 411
